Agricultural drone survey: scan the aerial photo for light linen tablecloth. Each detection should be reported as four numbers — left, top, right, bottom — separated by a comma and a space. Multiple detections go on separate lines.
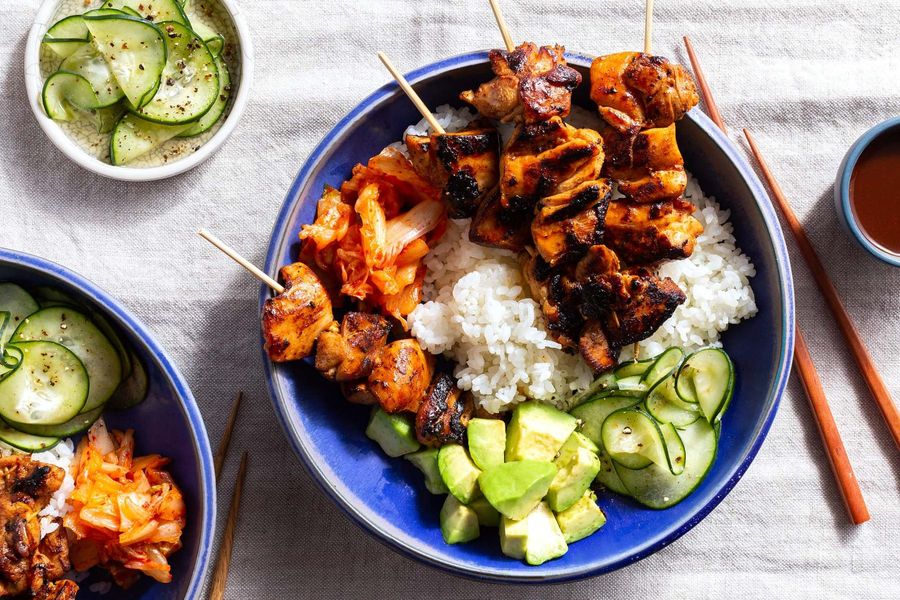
2, 0, 898, 598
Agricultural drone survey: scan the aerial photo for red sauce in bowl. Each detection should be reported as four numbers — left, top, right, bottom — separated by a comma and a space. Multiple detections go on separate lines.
849, 128, 900, 255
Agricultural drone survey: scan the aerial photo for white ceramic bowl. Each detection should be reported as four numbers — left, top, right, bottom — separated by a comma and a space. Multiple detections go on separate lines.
24, 0, 254, 181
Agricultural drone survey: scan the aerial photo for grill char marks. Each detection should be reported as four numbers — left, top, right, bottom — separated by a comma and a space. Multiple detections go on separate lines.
532, 179, 612, 267
415, 372, 474, 447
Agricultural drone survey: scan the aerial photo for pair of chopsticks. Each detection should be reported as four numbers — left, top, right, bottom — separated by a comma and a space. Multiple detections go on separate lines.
208, 391, 249, 600
683, 38, 898, 525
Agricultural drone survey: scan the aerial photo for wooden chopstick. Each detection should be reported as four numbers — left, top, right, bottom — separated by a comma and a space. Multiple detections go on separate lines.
743, 129, 900, 451
214, 391, 243, 480
208, 451, 249, 600
683, 36, 871, 524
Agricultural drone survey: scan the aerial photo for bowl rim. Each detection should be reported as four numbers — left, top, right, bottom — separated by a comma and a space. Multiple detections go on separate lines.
260, 50, 795, 583
835, 115, 900, 267
24, 0, 255, 182
0, 246, 216, 598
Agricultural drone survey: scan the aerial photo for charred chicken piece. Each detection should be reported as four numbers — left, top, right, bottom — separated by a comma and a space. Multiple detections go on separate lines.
602, 124, 687, 203
315, 312, 393, 381
368, 339, 435, 413
531, 179, 612, 266
415, 372, 474, 447
262, 262, 335, 362
502, 117, 605, 214
469, 187, 532, 251
0, 456, 74, 599
405, 126, 501, 218
28, 526, 77, 600
578, 320, 619, 372
460, 42, 582, 123
590, 52, 699, 133
340, 380, 378, 405
522, 253, 584, 349
604, 198, 703, 265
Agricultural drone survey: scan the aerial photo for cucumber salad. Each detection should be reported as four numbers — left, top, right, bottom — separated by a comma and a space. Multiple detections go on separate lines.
0, 282, 148, 452
40, 0, 233, 165
365, 346, 734, 565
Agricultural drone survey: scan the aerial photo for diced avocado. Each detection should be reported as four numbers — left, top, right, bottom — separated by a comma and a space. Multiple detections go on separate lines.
365, 408, 420, 457
499, 501, 568, 565
478, 460, 556, 520
405, 448, 449, 494
546, 432, 603, 512
468, 496, 500, 527
438, 444, 482, 504
505, 401, 577, 462
440, 495, 480, 544
467, 418, 506, 470
555, 490, 607, 544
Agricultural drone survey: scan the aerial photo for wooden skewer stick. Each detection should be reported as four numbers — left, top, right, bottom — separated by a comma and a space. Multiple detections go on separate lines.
208, 451, 248, 600
683, 38, 870, 524
214, 391, 243, 480
744, 129, 900, 451
377, 52, 445, 134
488, 0, 515, 52
644, 0, 654, 54
198, 229, 284, 294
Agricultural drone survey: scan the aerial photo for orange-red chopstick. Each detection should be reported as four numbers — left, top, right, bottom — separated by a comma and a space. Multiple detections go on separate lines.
743, 129, 900, 451
683, 36, 871, 524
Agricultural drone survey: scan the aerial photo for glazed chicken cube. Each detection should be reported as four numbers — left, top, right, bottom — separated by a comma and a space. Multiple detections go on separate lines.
578, 320, 619, 373
603, 124, 687, 203
315, 311, 393, 381
590, 52, 699, 133
522, 253, 585, 350
604, 198, 703, 265
468, 187, 532, 251
405, 125, 501, 218
531, 179, 612, 266
262, 262, 335, 362
460, 42, 582, 123
415, 372, 474, 447
368, 339, 435, 413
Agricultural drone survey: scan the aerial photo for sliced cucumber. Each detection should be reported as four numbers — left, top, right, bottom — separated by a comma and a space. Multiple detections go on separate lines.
615, 375, 647, 393
88, 102, 127, 133
109, 113, 191, 165
107, 351, 148, 410
640, 347, 684, 388
658, 421, 685, 476
103, 0, 190, 26
644, 375, 701, 428
613, 358, 653, 380
6, 406, 104, 438
593, 444, 630, 496
88, 311, 131, 379
566, 371, 617, 409
189, 20, 223, 56
178, 55, 229, 136
43, 15, 89, 58
0, 284, 39, 347
0, 341, 88, 425
601, 409, 666, 470
613, 417, 717, 509
676, 348, 735, 423
0, 422, 60, 453
42, 70, 101, 120
83, 14, 167, 108
60, 43, 125, 108
134, 21, 218, 124
570, 394, 641, 447
13, 307, 122, 412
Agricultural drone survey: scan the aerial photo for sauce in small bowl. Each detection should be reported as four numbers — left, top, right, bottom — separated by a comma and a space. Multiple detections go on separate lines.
836, 117, 900, 267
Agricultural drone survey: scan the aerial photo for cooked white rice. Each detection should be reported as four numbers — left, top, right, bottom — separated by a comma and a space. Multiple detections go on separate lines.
405, 104, 758, 413
1, 439, 77, 539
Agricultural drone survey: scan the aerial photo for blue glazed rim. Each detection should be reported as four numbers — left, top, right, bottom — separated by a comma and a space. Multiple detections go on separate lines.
835, 116, 900, 267
261, 50, 795, 583
0, 247, 216, 599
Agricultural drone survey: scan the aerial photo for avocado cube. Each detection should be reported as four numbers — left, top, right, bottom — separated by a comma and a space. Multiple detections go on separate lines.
546, 432, 603, 512
478, 460, 556, 520
467, 418, 506, 470
468, 496, 501, 527
440, 495, 480, 544
499, 501, 568, 565
505, 401, 577, 462
555, 490, 607, 543
405, 448, 449, 495
438, 444, 482, 504
365, 409, 420, 457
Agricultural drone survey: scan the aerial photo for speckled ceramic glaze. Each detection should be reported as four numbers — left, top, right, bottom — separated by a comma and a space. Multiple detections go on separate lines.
0, 248, 215, 599
262, 52, 795, 582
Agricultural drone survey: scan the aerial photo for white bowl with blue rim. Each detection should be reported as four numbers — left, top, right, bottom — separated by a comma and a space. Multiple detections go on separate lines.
261, 51, 796, 582
0, 247, 215, 598
834, 116, 900, 267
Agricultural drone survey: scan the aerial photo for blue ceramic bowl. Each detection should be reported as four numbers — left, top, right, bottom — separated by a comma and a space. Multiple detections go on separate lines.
262, 51, 795, 582
0, 248, 215, 599
834, 116, 900, 267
